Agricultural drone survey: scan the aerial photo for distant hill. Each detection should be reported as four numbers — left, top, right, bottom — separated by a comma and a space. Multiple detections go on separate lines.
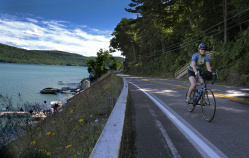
0, 43, 124, 66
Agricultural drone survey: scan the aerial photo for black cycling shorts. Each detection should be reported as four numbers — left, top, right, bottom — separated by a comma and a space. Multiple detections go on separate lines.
188, 69, 202, 77
187, 69, 195, 77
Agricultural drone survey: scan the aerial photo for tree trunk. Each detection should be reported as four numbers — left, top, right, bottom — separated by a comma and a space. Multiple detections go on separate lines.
189, 20, 193, 28
224, 0, 228, 43
239, 24, 243, 33
132, 44, 137, 63
212, 0, 220, 24
150, 39, 152, 54
161, 41, 165, 54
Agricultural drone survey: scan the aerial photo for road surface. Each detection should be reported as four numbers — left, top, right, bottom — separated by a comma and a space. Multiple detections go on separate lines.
120, 74, 249, 158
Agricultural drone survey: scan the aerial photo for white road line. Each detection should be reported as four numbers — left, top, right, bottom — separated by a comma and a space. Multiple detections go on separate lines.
155, 120, 181, 158
130, 82, 227, 158
149, 109, 181, 158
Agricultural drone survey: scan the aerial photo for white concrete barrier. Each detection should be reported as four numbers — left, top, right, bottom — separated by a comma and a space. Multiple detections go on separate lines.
90, 77, 128, 158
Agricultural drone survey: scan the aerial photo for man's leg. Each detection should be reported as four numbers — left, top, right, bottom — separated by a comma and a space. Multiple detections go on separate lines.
187, 76, 196, 97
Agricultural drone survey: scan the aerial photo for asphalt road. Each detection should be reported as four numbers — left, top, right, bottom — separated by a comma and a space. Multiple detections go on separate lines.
120, 74, 249, 158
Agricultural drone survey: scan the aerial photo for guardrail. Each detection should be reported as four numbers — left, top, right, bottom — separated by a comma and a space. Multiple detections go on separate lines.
89, 77, 128, 158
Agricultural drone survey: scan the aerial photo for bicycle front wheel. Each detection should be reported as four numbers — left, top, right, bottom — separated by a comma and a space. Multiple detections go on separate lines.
201, 89, 216, 122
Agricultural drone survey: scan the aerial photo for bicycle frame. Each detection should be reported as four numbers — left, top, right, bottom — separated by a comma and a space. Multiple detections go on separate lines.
193, 72, 217, 104
193, 76, 206, 104
186, 72, 218, 122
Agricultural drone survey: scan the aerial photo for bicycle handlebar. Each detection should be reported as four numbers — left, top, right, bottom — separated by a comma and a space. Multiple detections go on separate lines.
211, 72, 218, 84
195, 71, 218, 84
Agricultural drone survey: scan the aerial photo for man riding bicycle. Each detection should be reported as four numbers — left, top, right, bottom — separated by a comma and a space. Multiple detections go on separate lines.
186, 43, 212, 103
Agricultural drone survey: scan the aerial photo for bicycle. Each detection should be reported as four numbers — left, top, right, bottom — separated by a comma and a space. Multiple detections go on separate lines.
186, 71, 218, 122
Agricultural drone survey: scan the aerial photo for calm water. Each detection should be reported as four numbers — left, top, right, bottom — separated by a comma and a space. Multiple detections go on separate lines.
0, 63, 89, 109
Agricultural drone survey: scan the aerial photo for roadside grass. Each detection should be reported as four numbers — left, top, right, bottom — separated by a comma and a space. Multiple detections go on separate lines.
0, 73, 123, 158
121, 94, 137, 158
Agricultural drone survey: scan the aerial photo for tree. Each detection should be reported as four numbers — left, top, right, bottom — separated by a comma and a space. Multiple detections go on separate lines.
109, 59, 121, 70
110, 18, 139, 64
86, 60, 96, 73
86, 49, 117, 79
115, 0, 249, 80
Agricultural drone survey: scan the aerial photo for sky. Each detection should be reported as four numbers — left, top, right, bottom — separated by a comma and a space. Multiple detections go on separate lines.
0, 0, 137, 57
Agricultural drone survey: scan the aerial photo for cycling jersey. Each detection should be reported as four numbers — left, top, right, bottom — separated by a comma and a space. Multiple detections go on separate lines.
188, 52, 210, 72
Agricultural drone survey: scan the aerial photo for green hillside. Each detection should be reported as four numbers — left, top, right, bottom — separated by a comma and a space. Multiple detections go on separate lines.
0, 43, 94, 66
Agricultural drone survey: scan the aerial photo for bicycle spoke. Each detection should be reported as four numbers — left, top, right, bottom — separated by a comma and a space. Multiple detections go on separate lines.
201, 89, 216, 122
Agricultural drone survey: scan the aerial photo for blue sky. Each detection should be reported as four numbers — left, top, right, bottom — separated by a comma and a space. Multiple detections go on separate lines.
0, 0, 136, 56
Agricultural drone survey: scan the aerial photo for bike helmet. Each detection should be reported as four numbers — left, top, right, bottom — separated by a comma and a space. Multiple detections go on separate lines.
198, 43, 208, 50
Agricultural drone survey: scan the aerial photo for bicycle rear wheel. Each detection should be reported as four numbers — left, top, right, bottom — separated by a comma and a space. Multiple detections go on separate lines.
186, 89, 196, 112
201, 89, 216, 122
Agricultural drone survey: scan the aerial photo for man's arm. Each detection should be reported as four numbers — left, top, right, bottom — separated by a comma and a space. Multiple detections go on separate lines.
206, 62, 212, 72
192, 61, 198, 74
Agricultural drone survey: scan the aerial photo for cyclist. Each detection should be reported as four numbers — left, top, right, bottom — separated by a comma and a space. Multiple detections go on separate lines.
186, 43, 212, 103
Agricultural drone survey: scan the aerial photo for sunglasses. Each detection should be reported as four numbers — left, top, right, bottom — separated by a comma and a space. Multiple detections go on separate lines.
200, 48, 206, 50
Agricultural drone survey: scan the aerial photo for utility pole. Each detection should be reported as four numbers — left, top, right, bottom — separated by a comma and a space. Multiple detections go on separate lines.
224, 0, 228, 43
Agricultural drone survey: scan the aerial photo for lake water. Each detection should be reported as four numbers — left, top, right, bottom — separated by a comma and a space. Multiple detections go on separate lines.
0, 63, 89, 110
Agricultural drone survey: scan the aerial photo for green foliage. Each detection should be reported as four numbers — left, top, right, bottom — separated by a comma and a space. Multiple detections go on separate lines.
0, 43, 95, 66
111, 0, 249, 86
209, 29, 249, 86
110, 18, 139, 65
87, 49, 122, 79
109, 60, 121, 70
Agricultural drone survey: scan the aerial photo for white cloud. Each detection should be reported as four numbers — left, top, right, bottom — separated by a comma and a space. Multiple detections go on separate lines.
26, 18, 38, 23
0, 14, 121, 57
23, 27, 44, 36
